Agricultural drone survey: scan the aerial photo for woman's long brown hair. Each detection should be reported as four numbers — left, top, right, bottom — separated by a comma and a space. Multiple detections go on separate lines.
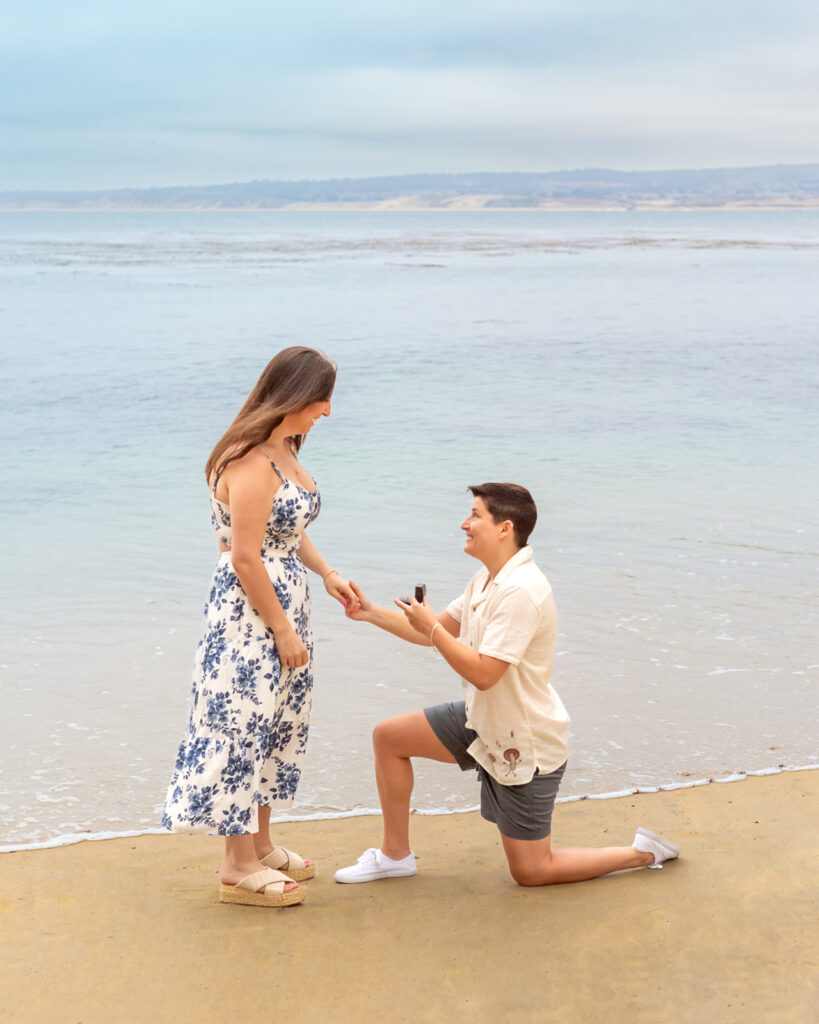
205, 346, 337, 484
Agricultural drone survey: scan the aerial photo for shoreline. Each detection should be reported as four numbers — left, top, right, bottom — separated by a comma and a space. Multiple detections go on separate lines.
3, 760, 815, 855
2, 196, 819, 213
1, 769, 816, 1022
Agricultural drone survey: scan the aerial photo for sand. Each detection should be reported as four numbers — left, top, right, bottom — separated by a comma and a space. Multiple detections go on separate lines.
1, 770, 817, 1023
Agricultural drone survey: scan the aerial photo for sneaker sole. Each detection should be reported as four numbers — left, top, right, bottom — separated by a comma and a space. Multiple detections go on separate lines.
334, 868, 417, 884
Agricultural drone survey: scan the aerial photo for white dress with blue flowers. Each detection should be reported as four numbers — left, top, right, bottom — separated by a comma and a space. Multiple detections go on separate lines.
162, 459, 321, 836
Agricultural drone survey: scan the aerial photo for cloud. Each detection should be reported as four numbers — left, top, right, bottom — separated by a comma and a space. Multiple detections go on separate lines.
5, 1, 817, 70
1, 0, 818, 188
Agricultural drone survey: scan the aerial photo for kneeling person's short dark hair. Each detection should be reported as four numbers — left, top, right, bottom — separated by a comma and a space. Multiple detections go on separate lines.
467, 482, 537, 549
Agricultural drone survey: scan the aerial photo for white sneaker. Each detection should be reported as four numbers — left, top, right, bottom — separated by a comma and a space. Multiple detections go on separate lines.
633, 827, 681, 869
334, 848, 417, 884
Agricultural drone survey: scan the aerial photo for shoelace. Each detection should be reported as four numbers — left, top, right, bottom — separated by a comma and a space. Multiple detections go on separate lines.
357, 848, 382, 865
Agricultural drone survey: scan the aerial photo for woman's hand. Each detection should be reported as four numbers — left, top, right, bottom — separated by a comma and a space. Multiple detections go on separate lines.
396, 595, 437, 635
273, 625, 309, 669
344, 581, 371, 621
324, 571, 358, 611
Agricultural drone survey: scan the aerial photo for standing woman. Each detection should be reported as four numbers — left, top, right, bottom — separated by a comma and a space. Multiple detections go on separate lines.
163, 347, 354, 908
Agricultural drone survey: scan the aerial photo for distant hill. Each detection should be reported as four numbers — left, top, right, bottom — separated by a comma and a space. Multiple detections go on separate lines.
2, 165, 819, 210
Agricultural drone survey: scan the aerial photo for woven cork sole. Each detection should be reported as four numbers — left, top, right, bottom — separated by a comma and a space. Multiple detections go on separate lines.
219, 883, 306, 908
278, 863, 315, 882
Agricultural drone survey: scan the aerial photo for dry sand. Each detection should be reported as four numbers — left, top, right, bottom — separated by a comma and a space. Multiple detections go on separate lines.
1, 770, 816, 1023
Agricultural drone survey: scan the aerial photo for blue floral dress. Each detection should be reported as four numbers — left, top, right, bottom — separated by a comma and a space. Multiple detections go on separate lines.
162, 459, 321, 836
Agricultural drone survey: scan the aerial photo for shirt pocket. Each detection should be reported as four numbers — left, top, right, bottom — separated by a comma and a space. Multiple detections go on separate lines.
466, 734, 534, 785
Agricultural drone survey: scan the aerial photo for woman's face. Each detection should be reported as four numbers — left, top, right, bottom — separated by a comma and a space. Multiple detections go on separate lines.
295, 396, 332, 435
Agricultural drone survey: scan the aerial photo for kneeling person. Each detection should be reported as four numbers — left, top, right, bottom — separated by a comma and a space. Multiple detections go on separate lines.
336, 482, 679, 886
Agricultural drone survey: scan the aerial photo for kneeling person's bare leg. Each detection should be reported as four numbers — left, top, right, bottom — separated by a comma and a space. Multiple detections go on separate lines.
501, 832, 655, 886
335, 710, 457, 883
373, 709, 457, 859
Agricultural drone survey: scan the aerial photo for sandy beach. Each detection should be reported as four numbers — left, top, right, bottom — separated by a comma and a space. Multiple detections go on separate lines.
2, 770, 816, 1023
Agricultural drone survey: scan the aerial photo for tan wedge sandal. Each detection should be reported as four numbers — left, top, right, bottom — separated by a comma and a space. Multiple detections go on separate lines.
261, 846, 316, 881
219, 867, 306, 907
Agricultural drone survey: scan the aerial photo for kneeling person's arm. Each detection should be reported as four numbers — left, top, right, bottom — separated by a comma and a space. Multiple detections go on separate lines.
346, 580, 433, 646
435, 586, 543, 692
432, 623, 511, 691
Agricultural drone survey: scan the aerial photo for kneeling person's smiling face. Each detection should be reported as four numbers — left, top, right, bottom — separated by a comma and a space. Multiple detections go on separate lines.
461, 496, 511, 562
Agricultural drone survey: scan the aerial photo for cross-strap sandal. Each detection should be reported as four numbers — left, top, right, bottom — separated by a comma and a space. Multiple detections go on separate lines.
219, 867, 306, 907
261, 845, 316, 881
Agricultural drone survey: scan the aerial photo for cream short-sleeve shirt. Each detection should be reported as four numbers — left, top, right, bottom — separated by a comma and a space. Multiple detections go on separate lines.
445, 545, 570, 786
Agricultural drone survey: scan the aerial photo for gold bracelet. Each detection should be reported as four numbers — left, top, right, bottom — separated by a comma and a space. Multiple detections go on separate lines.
322, 568, 339, 582
430, 622, 442, 649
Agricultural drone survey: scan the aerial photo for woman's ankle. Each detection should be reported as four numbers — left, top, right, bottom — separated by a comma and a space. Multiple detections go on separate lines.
253, 837, 275, 859
219, 855, 264, 884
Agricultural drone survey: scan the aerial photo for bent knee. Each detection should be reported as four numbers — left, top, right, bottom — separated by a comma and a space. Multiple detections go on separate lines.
372, 717, 403, 753
505, 849, 556, 887
509, 865, 550, 887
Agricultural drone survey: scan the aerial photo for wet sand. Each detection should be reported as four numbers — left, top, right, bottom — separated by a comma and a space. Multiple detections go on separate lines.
1, 770, 816, 1023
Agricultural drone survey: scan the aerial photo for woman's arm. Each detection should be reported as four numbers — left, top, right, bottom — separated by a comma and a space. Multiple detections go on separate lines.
223, 451, 308, 668
298, 532, 356, 608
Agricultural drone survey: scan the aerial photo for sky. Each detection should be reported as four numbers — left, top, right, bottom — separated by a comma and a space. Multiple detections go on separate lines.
1, 0, 818, 191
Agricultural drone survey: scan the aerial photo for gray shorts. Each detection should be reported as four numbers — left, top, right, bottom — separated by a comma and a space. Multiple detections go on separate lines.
424, 701, 567, 841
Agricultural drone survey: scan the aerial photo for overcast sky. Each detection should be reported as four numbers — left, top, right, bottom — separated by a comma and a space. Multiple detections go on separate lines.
2, 0, 818, 190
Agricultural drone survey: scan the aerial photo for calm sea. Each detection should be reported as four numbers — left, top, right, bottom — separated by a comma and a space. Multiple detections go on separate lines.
1, 209, 817, 848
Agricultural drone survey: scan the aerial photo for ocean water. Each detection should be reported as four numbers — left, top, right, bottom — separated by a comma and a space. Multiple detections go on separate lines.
1, 209, 817, 849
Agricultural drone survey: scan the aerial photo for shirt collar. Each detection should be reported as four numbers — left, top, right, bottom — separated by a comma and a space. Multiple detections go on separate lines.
470, 545, 534, 606
493, 544, 534, 585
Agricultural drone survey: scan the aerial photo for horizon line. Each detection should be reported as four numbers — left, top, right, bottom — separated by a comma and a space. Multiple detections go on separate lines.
3, 161, 819, 197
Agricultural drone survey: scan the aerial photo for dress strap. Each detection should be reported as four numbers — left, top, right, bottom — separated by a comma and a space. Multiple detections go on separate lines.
260, 448, 285, 482
211, 447, 243, 494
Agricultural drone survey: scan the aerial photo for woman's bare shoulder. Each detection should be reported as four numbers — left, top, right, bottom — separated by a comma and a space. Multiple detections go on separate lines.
231, 445, 273, 472
213, 446, 277, 500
